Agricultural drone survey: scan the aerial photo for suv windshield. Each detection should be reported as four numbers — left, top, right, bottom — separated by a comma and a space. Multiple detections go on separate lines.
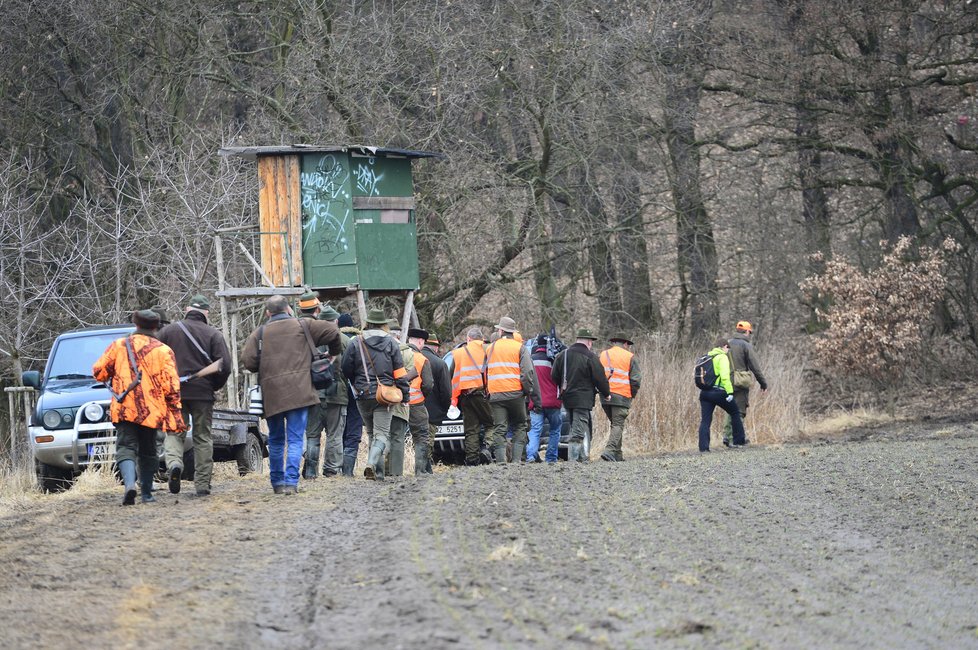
47, 332, 130, 380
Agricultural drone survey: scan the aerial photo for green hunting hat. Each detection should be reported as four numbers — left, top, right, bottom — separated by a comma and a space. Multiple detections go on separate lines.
298, 291, 320, 312
150, 306, 170, 325
365, 308, 388, 325
576, 328, 599, 340
132, 309, 161, 330
387, 318, 401, 331
609, 333, 634, 345
188, 294, 210, 310
319, 305, 341, 321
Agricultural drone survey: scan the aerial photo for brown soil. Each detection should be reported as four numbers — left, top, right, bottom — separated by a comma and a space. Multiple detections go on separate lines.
1, 420, 977, 649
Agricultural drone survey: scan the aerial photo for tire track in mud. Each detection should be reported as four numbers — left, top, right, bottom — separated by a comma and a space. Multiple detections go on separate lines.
2, 430, 978, 649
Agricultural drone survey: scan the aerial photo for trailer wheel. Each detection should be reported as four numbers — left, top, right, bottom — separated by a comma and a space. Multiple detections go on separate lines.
235, 432, 264, 476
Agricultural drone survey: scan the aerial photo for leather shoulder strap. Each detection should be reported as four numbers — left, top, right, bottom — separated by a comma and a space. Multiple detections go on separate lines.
177, 320, 211, 363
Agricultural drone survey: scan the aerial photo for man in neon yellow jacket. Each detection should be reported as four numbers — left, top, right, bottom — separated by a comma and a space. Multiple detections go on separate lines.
697, 337, 746, 452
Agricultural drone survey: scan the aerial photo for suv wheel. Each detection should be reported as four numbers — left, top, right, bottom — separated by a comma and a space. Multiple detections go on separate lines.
235, 432, 264, 476
36, 460, 73, 493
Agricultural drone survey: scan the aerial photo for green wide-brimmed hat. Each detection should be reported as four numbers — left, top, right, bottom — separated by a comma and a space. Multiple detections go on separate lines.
365, 308, 388, 325
319, 305, 341, 321
609, 333, 634, 345
576, 328, 599, 340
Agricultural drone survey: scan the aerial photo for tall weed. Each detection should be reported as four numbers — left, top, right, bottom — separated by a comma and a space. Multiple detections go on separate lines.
590, 335, 805, 457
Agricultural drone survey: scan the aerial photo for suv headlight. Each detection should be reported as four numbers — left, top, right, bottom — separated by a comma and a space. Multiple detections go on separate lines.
83, 403, 105, 423
42, 409, 63, 428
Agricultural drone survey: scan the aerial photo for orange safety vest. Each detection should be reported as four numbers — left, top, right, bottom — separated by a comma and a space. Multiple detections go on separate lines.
601, 346, 634, 399
409, 352, 428, 405
451, 341, 487, 401
485, 337, 523, 395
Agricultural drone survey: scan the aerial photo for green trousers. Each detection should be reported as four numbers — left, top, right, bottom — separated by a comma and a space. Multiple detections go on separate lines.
722, 389, 749, 443
163, 400, 213, 491
490, 397, 528, 463
601, 404, 629, 460
459, 391, 492, 464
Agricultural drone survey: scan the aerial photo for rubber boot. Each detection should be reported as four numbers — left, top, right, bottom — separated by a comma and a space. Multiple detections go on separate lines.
493, 445, 506, 464
303, 437, 321, 479
511, 441, 526, 464
387, 420, 406, 477
119, 460, 137, 506
414, 443, 429, 476
342, 455, 355, 477
365, 440, 386, 481
138, 456, 156, 503
568, 443, 582, 463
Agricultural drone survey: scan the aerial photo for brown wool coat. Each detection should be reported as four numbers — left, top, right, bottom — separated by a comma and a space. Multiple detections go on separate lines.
240, 315, 342, 418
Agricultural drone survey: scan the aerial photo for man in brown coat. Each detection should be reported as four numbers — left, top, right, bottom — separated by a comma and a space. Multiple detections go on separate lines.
723, 320, 768, 447
241, 295, 341, 494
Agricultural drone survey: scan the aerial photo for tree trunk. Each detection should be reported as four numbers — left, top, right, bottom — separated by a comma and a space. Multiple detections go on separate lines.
613, 145, 661, 333
664, 71, 719, 341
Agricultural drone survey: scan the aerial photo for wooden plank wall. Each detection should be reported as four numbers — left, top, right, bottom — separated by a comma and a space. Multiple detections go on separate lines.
257, 155, 303, 286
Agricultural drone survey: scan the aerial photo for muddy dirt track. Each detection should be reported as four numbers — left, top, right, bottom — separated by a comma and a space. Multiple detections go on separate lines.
1, 423, 977, 649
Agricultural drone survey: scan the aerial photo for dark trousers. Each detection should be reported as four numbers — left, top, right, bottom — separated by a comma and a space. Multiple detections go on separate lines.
459, 390, 492, 463
115, 421, 158, 486
342, 385, 364, 463
698, 389, 745, 451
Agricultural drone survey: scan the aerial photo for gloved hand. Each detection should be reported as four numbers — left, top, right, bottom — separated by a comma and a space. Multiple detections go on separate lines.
725, 394, 734, 403
531, 406, 542, 414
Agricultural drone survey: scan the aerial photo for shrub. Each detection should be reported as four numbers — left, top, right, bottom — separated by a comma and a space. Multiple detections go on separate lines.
800, 236, 957, 386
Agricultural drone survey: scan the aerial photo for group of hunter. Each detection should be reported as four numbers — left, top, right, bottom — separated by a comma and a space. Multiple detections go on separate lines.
94, 291, 765, 503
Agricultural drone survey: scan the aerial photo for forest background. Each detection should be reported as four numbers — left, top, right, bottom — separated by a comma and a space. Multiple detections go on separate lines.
2, 0, 977, 447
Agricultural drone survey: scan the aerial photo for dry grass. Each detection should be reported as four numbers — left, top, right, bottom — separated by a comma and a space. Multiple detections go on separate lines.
799, 408, 896, 438
591, 335, 807, 458
0, 457, 252, 515
487, 538, 526, 561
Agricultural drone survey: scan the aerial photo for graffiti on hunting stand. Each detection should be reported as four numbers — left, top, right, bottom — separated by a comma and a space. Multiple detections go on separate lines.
301, 155, 352, 262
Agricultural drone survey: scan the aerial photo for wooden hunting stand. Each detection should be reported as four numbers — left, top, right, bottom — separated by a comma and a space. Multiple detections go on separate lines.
215, 145, 442, 406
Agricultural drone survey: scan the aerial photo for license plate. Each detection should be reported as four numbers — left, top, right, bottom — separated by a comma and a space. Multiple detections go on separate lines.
438, 424, 463, 435
86, 442, 115, 459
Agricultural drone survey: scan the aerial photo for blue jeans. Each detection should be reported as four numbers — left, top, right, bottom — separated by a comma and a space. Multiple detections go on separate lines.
267, 407, 309, 487
528, 408, 563, 463
698, 389, 745, 451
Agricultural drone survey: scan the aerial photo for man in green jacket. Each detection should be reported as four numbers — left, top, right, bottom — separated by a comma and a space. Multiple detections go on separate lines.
299, 294, 351, 479
723, 320, 768, 446
697, 337, 746, 452
551, 328, 611, 462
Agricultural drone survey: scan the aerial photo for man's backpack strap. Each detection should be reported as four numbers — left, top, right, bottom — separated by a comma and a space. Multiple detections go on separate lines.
177, 320, 212, 363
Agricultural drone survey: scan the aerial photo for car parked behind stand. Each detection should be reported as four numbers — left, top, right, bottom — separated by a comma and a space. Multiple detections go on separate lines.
22, 325, 267, 492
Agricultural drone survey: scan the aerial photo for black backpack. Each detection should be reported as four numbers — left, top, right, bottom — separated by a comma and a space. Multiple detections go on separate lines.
694, 353, 718, 390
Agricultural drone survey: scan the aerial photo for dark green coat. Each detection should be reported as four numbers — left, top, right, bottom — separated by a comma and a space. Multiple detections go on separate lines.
551, 343, 611, 410
728, 332, 768, 391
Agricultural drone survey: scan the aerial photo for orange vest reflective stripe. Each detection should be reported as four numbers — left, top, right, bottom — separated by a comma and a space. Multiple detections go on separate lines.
451, 341, 486, 401
485, 337, 523, 395
409, 353, 428, 405
602, 346, 633, 398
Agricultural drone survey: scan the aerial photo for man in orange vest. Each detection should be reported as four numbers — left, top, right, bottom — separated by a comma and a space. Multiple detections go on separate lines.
485, 316, 541, 463
599, 334, 642, 462
449, 327, 493, 465
406, 328, 435, 474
